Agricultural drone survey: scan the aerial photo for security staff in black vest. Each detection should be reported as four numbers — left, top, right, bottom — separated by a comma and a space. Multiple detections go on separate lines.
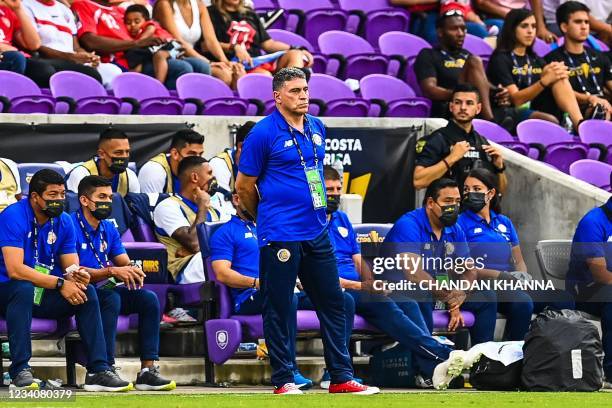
414, 83, 507, 193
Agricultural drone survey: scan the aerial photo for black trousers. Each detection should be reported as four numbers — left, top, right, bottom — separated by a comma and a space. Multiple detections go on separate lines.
25, 57, 102, 88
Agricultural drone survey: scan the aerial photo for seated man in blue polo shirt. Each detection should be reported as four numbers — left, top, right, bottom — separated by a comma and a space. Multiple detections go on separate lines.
567, 192, 612, 386
323, 166, 464, 389
72, 175, 176, 391
210, 191, 320, 389
0, 169, 129, 391
385, 177, 498, 383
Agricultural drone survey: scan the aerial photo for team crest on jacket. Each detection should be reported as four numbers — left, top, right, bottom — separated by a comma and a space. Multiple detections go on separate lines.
47, 231, 57, 245
277, 248, 291, 262
312, 134, 323, 146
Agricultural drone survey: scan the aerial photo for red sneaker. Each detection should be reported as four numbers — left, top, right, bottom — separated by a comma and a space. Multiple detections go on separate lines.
329, 380, 380, 395
273, 383, 304, 395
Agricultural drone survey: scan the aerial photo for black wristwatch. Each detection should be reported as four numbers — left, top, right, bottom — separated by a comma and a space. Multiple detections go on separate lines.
493, 163, 506, 174
55, 277, 65, 290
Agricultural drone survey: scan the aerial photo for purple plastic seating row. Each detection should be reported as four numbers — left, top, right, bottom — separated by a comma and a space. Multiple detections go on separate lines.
255, 0, 410, 50
0, 71, 254, 116
237, 72, 431, 117
197, 221, 476, 369
473, 119, 612, 176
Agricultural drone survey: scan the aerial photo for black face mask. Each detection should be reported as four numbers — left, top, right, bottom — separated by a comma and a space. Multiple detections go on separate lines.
108, 157, 128, 174
463, 192, 487, 213
438, 203, 459, 227
91, 201, 112, 220
326, 194, 340, 214
42, 199, 65, 218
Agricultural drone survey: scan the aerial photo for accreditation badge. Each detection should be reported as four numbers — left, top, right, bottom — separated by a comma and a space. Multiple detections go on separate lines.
304, 166, 326, 209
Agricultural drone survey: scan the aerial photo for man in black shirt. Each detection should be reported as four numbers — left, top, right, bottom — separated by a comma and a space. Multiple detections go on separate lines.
414, 11, 510, 120
544, 1, 612, 120
414, 84, 507, 193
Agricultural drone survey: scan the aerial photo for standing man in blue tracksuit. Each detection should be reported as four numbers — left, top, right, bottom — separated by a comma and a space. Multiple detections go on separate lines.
567, 192, 612, 387
235, 67, 379, 395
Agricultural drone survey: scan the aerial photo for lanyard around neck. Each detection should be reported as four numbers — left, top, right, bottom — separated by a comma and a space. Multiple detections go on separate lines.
33, 217, 54, 269
563, 49, 602, 95
288, 118, 318, 168
76, 211, 109, 269
511, 52, 533, 88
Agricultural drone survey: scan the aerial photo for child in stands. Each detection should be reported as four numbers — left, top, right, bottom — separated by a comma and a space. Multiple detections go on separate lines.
124, 4, 181, 84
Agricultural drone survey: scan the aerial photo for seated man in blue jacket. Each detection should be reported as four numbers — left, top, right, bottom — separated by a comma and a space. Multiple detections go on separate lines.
71, 175, 175, 391
323, 166, 466, 390
567, 189, 612, 387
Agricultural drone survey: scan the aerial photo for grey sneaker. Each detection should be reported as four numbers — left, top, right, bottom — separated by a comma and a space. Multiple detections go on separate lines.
135, 366, 176, 391
9, 368, 40, 389
83, 369, 132, 392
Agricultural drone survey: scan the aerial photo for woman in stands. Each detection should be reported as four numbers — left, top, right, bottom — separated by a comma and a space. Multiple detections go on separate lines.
487, 8, 583, 130
457, 168, 534, 341
153, 0, 235, 86
205, 0, 313, 79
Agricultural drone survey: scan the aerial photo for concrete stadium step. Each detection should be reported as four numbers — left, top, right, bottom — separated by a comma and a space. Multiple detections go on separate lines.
20, 356, 371, 387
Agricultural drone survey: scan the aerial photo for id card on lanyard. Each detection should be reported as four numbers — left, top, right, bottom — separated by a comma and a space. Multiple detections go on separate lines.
289, 122, 327, 210
32, 219, 54, 306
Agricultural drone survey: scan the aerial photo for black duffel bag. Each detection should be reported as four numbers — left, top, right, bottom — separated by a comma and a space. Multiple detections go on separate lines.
470, 355, 522, 390
521, 309, 604, 391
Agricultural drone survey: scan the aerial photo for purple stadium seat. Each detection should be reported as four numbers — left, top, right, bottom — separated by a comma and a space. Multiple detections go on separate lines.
517, 119, 589, 172
253, 0, 277, 7
556, 36, 610, 52
308, 74, 372, 116
472, 119, 530, 156
267, 29, 327, 73
236, 74, 275, 115
278, 0, 349, 49
0, 318, 59, 337
112, 73, 185, 115
0, 71, 56, 114
337, 0, 410, 48
49, 71, 122, 115
462, 34, 493, 64
318, 31, 389, 80
18, 163, 66, 195
533, 38, 551, 57
360, 74, 431, 117
176, 74, 250, 115
378, 31, 431, 94
578, 119, 612, 163
569, 159, 612, 191
267, 29, 314, 51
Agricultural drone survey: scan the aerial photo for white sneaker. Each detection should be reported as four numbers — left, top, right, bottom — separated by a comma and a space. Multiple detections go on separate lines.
167, 308, 197, 324
433, 350, 466, 390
